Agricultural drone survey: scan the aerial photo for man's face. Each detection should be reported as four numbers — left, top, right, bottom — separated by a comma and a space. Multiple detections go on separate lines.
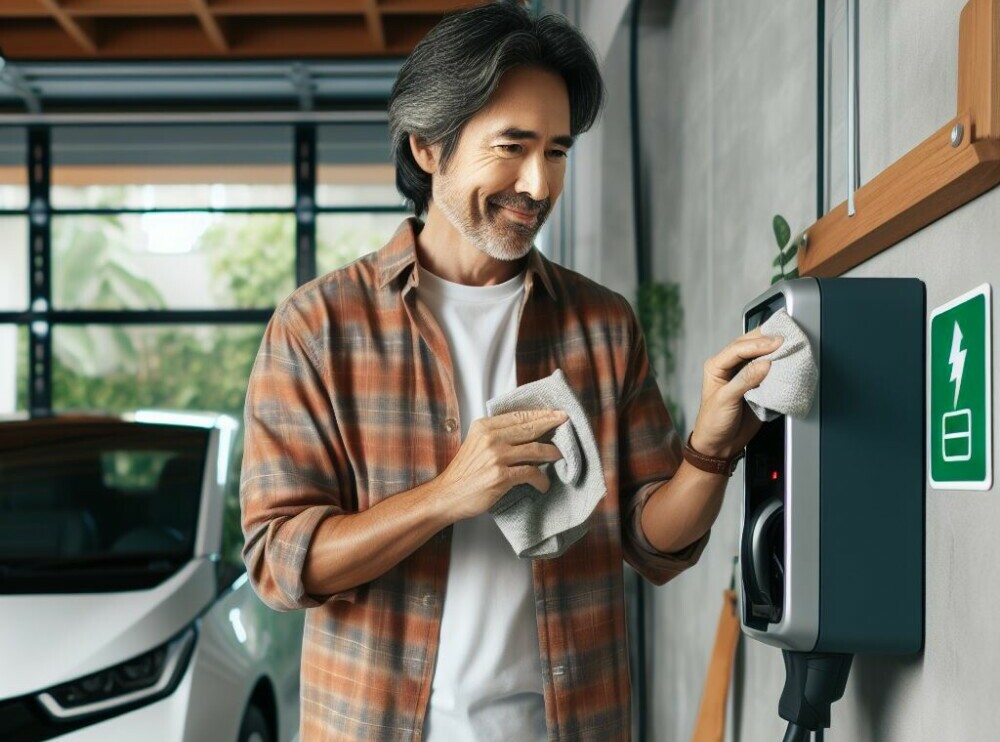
430, 65, 573, 262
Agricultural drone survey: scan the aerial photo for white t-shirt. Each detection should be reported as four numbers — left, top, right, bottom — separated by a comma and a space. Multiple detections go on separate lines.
416, 261, 547, 742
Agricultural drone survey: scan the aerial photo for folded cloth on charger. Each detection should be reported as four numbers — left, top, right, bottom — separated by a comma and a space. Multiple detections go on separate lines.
744, 308, 818, 421
485, 367, 606, 559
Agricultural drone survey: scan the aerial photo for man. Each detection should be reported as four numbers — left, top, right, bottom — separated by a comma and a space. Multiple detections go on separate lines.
240, 2, 778, 740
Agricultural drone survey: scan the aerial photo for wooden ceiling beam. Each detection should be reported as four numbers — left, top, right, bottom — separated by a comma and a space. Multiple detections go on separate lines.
7, 0, 367, 17
38, 0, 98, 54
57, 0, 192, 15
73, 18, 388, 57
189, 0, 229, 51
210, 0, 366, 13
0, 1, 490, 60
0, 1, 55, 18
0, 0, 493, 19
379, 0, 486, 13
362, 0, 386, 51
0, 23, 87, 58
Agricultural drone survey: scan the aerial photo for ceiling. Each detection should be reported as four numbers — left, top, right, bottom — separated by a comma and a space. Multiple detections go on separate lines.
0, 1, 542, 115
0, 1, 497, 61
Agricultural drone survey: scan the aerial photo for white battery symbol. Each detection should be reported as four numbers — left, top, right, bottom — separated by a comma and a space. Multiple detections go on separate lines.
942, 409, 973, 462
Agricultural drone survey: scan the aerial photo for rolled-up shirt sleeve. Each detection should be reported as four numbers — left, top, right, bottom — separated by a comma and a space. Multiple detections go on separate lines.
615, 293, 710, 586
239, 300, 355, 611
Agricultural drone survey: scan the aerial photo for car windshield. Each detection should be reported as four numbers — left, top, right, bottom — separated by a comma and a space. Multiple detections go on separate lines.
0, 418, 211, 593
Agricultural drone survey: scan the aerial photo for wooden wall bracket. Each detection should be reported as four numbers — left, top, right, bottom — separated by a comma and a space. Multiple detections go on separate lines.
800, 0, 1000, 277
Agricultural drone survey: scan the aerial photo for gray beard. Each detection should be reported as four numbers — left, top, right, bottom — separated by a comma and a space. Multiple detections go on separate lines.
434, 184, 540, 262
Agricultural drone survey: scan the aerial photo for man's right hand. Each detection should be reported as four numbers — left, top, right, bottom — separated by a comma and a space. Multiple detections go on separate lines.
435, 409, 569, 523
298, 409, 569, 599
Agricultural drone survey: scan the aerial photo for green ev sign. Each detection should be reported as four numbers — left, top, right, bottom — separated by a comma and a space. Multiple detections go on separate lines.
929, 284, 992, 490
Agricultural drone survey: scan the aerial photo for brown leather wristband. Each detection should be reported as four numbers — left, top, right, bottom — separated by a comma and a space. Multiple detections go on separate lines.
682, 432, 745, 477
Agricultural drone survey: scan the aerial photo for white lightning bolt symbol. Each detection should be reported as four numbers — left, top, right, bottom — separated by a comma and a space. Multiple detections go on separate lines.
948, 322, 966, 409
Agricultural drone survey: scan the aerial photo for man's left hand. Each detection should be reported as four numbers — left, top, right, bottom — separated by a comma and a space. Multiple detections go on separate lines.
688, 327, 783, 459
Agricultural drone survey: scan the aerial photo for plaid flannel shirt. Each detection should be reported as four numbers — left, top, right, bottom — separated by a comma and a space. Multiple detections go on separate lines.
240, 217, 710, 741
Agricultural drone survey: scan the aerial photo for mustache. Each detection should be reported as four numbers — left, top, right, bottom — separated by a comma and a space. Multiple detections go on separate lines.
489, 195, 550, 215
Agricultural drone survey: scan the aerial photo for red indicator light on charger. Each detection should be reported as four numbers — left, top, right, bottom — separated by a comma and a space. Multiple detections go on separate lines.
771, 471, 779, 480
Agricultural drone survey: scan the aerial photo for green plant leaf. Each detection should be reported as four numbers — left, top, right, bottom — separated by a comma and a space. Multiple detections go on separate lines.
772, 215, 790, 250
771, 274, 783, 285
785, 267, 800, 279
779, 244, 798, 266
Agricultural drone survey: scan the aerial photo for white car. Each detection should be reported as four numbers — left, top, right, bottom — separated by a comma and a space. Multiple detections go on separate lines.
0, 411, 304, 742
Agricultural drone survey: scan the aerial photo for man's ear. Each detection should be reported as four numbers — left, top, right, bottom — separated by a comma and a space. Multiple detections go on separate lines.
409, 133, 440, 175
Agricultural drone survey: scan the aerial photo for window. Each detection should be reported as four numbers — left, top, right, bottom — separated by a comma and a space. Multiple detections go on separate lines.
317, 212, 402, 277
0, 217, 28, 311
0, 419, 210, 594
0, 127, 27, 210
51, 212, 296, 310
52, 324, 264, 420
0, 118, 407, 591
218, 427, 246, 588
0, 325, 28, 415
316, 122, 407, 277
317, 122, 400, 207
50, 125, 294, 210
101, 450, 179, 491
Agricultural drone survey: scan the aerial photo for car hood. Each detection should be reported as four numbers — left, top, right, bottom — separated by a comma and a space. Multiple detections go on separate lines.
0, 558, 216, 700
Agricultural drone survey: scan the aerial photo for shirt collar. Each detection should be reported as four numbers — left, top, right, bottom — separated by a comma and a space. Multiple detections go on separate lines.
376, 216, 557, 301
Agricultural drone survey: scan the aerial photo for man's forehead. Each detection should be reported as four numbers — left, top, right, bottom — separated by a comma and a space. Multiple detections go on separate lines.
464, 67, 571, 136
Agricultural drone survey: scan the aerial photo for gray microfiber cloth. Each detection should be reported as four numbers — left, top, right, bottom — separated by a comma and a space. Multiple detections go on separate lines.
485, 368, 606, 559
744, 308, 819, 421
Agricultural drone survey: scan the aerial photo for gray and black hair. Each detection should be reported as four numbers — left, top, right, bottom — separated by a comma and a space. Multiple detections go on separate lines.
388, 0, 605, 216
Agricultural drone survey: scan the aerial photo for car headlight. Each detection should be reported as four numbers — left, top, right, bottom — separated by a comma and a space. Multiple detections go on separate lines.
36, 626, 196, 720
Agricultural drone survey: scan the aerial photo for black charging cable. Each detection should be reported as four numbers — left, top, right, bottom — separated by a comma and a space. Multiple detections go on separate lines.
778, 651, 852, 742
783, 724, 825, 742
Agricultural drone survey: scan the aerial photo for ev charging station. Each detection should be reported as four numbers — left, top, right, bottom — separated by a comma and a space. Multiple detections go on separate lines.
739, 278, 926, 741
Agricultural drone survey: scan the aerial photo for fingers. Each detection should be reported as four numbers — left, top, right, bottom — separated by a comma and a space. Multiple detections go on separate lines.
505, 441, 563, 466
706, 334, 784, 379
718, 358, 772, 406
483, 409, 569, 443
510, 464, 552, 494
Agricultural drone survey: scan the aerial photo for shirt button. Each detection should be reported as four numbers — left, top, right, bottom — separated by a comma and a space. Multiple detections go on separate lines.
443, 417, 458, 433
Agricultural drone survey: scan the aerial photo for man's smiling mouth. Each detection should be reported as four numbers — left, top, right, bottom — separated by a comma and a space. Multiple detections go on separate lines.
500, 206, 538, 222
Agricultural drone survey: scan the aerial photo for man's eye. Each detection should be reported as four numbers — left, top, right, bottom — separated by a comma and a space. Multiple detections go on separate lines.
497, 144, 522, 154
550, 150, 568, 159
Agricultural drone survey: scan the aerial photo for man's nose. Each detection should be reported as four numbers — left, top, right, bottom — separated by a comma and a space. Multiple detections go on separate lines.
514, 154, 550, 203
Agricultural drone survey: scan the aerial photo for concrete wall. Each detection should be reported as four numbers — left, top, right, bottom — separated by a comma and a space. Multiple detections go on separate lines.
585, 0, 1000, 740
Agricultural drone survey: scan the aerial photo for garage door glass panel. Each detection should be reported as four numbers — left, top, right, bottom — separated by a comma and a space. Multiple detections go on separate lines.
317, 123, 401, 207
0, 127, 27, 210
0, 324, 28, 415
0, 217, 28, 311
52, 324, 264, 421
51, 213, 295, 309
51, 125, 294, 210
316, 213, 403, 277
